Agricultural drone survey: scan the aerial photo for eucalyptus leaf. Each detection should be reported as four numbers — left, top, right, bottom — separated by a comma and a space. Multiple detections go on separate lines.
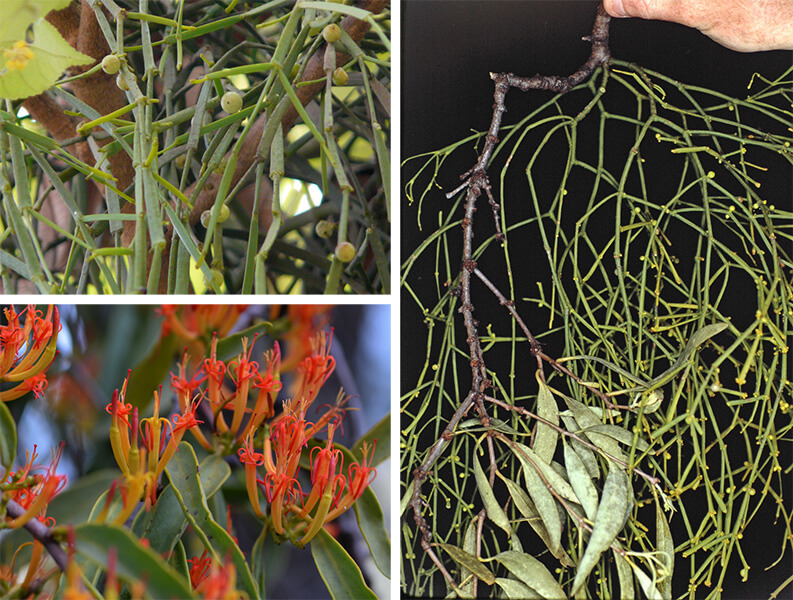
563, 439, 599, 521
571, 465, 633, 595
533, 371, 559, 464
473, 449, 512, 537
495, 577, 541, 599
656, 497, 674, 600
493, 550, 565, 600
613, 546, 635, 600
438, 542, 496, 585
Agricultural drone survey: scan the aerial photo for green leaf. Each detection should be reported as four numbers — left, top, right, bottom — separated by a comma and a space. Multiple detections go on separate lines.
353, 413, 389, 467
564, 439, 599, 521
533, 371, 559, 464
656, 497, 674, 600
124, 332, 178, 410
165, 442, 257, 599
437, 542, 496, 586
571, 466, 633, 595
0, 0, 74, 42
352, 485, 390, 577
310, 527, 378, 600
613, 546, 635, 600
215, 320, 274, 360
514, 444, 563, 558
473, 449, 512, 537
493, 550, 565, 600
496, 471, 574, 567
495, 577, 541, 599
135, 453, 230, 555
0, 19, 92, 100
74, 522, 196, 599
0, 401, 17, 472
513, 442, 578, 505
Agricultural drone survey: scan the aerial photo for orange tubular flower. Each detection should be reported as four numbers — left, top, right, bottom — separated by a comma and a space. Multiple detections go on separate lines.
237, 433, 266, 519
292, 330, 336, 410
3, 444, 67, 530
325, 440, 378, 523
0, 305, 60, 402
228, 337, 259, 439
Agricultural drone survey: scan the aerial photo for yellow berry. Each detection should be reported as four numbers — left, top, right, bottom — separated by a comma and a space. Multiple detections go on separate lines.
334, 241, 356, 263
332, 67, 349, 86
315, 220, 335, 238
101, 54, 121, 74
221, 91, 243, 114
217, 204, 230, 223
322, 24, 342, 43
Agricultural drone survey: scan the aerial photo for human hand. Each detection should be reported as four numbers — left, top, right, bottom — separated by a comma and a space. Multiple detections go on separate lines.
602, 0, 793, 51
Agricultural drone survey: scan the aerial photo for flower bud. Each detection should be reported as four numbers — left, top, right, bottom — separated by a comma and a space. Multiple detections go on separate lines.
322, 24, 341, 43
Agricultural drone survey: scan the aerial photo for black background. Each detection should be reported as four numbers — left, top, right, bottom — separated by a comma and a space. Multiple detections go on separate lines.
401, 1, 793, 598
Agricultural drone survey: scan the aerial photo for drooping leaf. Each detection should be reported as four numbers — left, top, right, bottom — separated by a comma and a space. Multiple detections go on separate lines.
571, 465, 633, 595
563, 439, 599, 521
353, 413, 390, 467
513, 442, 578, 505
459, 520, 477, 596
495, 577, 541, 599
493, 550, 565, 600
352, 485, 390, 577
0, 401, 17, 472
165, 442, 256, 599
656, 497, 674, 600
473, 449, 512, 537
497, 471, 574, 567
613, 546, 635, 600
561, 394, 625, 461
0, 19, 92, 100
533, 371, 559, 463
513, 443, 563, 558
438, 542, 496, 585
311, 527, 378, 600
74, 522, 196, 599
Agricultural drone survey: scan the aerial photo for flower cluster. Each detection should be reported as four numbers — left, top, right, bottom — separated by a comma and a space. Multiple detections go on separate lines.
238, 331, 377, 546
1, 445, 66, 591
0, 305, 60, 402
105, 376, 202, 524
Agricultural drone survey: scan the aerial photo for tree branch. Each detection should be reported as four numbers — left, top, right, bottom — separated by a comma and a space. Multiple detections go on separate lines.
4, 498, 69, 573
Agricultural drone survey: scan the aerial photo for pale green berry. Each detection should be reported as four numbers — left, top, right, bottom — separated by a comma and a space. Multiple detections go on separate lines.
315, 220, 335, 238
332, 67, 349, 86
101, 54, 121, 74
116, 74, 129, 91
334, 241, 356, 263
221, 91, 243, 114
322, 24, 342, 43
203, 269, 224, 290
201, 205, 231, 227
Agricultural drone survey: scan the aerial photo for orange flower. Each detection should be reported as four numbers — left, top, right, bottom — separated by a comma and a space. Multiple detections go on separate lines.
0, 305, 60, 402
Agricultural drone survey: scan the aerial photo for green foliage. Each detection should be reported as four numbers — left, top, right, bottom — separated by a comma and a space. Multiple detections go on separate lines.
0, 0, 390, 294
402, 62, 792, 599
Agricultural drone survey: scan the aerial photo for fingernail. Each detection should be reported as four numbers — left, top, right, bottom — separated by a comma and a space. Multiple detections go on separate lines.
609, 0, 629, 18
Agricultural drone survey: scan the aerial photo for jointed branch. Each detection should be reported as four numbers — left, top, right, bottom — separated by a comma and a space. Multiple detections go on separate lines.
408, 5, 612, 589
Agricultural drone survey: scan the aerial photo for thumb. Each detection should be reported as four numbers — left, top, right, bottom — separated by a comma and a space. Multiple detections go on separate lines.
602, 0, 679, 20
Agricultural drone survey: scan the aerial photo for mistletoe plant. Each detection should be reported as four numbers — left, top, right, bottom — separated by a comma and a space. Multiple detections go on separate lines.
1, 304, 390, 599
0, 0, 390, 294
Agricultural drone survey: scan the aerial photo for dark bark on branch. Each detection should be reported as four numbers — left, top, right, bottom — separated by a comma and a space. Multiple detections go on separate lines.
4, 498, 69, 573
407, 5, 612, 589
